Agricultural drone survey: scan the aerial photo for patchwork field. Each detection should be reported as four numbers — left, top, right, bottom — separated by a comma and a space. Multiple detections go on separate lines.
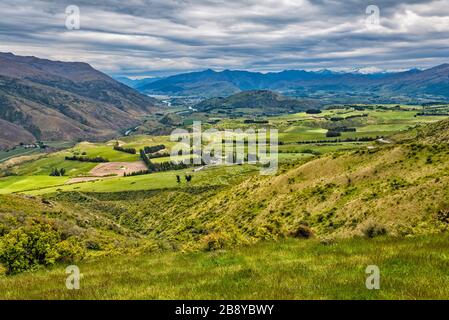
1, 104, 447, 195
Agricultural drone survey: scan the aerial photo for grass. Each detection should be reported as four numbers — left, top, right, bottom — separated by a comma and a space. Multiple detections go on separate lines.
21, 165, 258, 195
1, 235, 448, 299
15, 153, 98, 177
278, 142, 368, 154
0, 175, 69, 194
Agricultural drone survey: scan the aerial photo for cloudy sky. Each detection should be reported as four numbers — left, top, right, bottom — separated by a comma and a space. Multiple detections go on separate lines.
1, 0, 449, 77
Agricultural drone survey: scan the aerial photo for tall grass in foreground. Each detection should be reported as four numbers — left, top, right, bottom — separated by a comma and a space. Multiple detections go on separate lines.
0, 234, 448, 299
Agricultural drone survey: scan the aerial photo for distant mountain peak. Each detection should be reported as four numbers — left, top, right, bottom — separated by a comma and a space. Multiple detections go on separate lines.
315, 69, 337, 75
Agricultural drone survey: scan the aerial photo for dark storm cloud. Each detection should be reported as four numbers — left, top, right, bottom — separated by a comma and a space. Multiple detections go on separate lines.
0, 0, 448, 76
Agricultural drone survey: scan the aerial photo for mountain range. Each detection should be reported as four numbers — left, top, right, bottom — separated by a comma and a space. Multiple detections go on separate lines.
0, 53, 158, 149
134, 65, 449, 100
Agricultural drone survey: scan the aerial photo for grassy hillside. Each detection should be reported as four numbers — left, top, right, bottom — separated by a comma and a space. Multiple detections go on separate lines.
30, 139, 449, 253
0, 192, 153, 255
1, 235, 449, 299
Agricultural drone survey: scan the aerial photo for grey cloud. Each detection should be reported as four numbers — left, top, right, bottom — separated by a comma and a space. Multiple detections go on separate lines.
0, 0, 448, 76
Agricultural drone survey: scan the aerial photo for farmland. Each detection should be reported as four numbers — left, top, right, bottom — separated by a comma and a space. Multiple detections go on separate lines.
1, 104, 447, 195
1, 103, 449, 299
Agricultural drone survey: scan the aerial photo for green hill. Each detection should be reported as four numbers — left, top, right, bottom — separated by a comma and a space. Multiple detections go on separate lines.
195, 90, 321, 116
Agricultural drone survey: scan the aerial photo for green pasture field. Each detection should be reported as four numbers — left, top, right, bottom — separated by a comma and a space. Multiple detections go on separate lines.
11, 138, 175, 177
13, 164, 258, 195
0, 175, 69, 194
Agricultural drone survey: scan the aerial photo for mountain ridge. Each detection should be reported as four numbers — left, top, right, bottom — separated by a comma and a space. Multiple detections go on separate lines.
0, 53, 159, 149
137, 64, 449, 100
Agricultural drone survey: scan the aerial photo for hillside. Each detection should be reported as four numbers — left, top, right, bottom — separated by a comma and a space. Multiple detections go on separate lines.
2, 234, 449, 299
138, 69, 242, 97
139, 65, 449, 101
1, 118, 448, 254
195, 90, 321, 115
0, 53, 159, 149
39, 134, 448, 249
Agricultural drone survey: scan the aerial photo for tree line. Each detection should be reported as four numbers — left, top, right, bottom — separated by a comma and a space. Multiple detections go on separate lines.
329, 114, 368, 121
326, 127, 356, 137
139, 148, 194, 173
65, 155, 109, 163
49, 168, 66, 176
113, 142, 136, 154
297, 136, 380, 144
144, 145, 166, 154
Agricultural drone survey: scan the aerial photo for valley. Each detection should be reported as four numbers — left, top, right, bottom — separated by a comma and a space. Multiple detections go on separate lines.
2, 103, 446, 195
1, 101, 449, 298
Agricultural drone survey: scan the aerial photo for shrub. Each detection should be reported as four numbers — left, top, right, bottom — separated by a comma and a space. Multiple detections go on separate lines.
0, 223, 85, 274
50, 168, 66, 176
85, 240, 101, 250
290, 224, 314, 239
320, 236, 336, 246
54, 237, 86, 263
143, 145, 166, 154
200, 232, 229, 251
305, 109, 322, 114
362, 222, 388, 238
326, 130, 342, 138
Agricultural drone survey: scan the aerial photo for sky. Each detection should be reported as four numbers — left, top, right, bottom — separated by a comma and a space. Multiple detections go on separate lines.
1, 0, 449, 77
